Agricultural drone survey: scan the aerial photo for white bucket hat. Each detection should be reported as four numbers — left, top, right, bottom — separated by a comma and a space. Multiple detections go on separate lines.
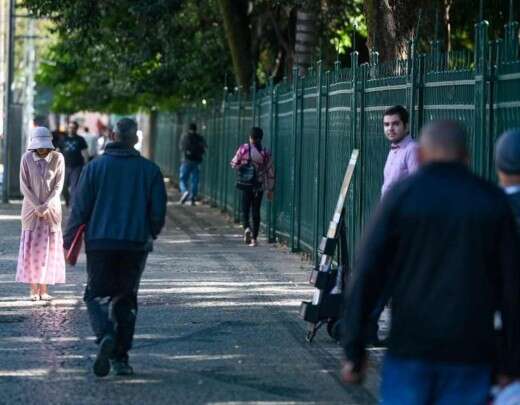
28, 126, 54, 150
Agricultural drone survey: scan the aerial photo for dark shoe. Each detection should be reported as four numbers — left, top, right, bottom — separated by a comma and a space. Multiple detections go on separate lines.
180, 191, 190, 204
93, 334, 115, 377
112, 359, 134, 376
190, 199, 196, 206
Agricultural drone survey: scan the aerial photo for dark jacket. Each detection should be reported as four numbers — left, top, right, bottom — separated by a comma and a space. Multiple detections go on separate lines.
342, 162, 520, 377
64, 142, 167, 252
507, 190, 520, 233
180, 131, 206, 163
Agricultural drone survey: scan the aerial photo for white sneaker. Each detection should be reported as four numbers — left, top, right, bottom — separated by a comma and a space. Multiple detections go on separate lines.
180, 191, 190, 204
244, 228, 252, 244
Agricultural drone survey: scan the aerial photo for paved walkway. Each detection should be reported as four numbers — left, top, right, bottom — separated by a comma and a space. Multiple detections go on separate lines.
0, 194, 382, 404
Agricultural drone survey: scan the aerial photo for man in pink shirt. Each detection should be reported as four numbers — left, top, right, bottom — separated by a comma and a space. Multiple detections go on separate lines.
381, 105, 420, 197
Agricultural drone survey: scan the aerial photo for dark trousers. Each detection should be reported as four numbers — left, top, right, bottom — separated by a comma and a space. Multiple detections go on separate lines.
241, 189, 263, 239
85, 250, 148, 361
63, 166, 83, 206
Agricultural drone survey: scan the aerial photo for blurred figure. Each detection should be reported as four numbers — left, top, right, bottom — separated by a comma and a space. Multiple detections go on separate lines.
51, 130, 65, 149
495, 128, 520, 229
230, 127, 275, 247
179, 123, 206, 205
81, 126, 99, 161
64, 118, 167, 377
17, 127, 66, 300
57, 121, 89, 206
341, 121, 520, 404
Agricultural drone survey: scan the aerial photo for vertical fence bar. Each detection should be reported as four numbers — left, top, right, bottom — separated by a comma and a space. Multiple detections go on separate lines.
474, 21, 489, 177
233, 88, 242, 221
267, 79, 277, 242
290, 67, 299, 252
321, 70, 330, 239
313, 61, 324, 264
220, 89, 228, 208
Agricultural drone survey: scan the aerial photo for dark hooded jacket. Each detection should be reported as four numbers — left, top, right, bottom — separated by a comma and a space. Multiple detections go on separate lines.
64, 142, 167, 252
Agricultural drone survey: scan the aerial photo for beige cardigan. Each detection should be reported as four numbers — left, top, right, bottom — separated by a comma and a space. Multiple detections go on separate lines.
20, 150, 65, 232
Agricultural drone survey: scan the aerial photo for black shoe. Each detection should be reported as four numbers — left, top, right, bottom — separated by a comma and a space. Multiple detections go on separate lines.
180, 191, 190, 204
93, 334, 115, 377
190, 199, 196, 206
112, 359, 134, 376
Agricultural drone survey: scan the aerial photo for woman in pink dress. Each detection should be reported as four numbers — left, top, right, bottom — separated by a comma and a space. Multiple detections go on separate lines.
16, 127, 66, 300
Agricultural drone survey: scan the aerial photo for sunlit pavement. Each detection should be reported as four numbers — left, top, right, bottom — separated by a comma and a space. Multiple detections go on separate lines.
0, 193, 381, 404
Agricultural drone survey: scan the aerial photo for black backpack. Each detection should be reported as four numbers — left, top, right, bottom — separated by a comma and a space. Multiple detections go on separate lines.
236, 144, 260, 191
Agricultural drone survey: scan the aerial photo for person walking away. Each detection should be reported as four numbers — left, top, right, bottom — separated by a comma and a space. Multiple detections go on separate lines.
179, 123, 206, 205
81, 126, 99, 161
17, 127, 66, 300
58, 121, 89, 206
64, 118, 167, 377
231, 127, 275, 247
341, 120, 520, 404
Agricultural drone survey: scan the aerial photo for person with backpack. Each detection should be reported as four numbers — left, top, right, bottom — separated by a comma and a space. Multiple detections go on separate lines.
179, 123, 207, 205
231, 127, 275, 247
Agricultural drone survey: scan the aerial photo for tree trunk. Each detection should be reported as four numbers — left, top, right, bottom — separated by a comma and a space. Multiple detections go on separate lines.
294, 5, 318, 75
218, 0, 253, 91
364, 0, 431, 62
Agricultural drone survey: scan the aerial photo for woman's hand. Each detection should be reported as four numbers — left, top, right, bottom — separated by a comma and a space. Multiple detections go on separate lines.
267, 191, 274, 201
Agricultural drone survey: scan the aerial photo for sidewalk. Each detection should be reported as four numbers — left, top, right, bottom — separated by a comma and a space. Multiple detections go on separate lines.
0, 195, 383, 404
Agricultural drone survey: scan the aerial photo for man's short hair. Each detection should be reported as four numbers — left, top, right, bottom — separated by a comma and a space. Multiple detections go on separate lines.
115, 118, 138, 141
70, 121, 79, 128
419, 120, 468, 161
383, 105, 409, 125
188, 123, 197, 132
33, 115, 48, 128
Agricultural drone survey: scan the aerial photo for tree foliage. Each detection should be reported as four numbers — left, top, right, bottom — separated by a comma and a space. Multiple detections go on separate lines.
26, 0, 234, 113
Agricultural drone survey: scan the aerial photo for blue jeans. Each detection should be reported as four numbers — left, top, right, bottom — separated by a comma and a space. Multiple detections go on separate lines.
179, 161, 200, 200
381, 354, 491, 405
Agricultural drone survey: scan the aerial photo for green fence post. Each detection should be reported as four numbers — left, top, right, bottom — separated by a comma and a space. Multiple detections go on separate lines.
321, 69, 330, 239
233, 87, 242, 221
313, 60, 324, 264
220, 88, 228, 209
504, 0, 519, 62
474, 20, 489, 177
408, 39, 419, 136
290, 67, 300, 252
351, 51, 362, 240
268, 78, 277, 243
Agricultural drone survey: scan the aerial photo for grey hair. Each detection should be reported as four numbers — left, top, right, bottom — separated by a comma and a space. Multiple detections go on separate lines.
115, 118, 138, 141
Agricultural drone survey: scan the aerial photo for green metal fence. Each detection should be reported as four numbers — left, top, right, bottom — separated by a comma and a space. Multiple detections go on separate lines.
153, 21, 520, 260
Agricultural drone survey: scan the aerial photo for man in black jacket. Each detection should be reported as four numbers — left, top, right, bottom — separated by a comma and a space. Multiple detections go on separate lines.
341, 121, 520, 404
179, 123, 206, 205
64, 118, 167, 377
496, 128, 520, 230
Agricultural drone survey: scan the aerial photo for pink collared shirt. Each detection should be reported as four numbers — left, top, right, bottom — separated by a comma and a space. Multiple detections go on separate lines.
381, 135, 419, 197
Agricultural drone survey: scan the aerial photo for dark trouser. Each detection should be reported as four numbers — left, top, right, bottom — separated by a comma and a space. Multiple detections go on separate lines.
63, 165, 83, 206
85, 250, 148, 361
241, 189, 263, 239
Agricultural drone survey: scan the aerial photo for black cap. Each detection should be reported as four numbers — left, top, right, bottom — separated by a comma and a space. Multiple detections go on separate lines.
495, 129, 520, 174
